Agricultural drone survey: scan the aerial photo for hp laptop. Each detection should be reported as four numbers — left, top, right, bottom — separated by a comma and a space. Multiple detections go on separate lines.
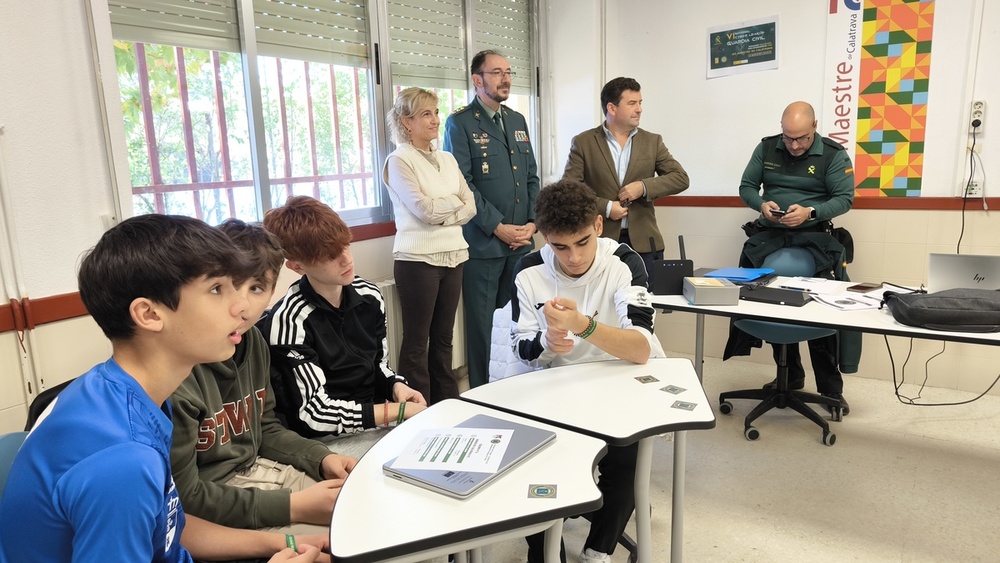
927, 253, 1000, 293
382, 414, 555, 499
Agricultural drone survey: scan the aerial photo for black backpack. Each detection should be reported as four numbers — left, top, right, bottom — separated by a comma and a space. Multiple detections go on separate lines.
882, 288, 1000, 333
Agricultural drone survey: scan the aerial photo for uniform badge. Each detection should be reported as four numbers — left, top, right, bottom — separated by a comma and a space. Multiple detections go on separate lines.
807, 165, 816, 175
482, 161, 490, 175
515, 130, 528, 142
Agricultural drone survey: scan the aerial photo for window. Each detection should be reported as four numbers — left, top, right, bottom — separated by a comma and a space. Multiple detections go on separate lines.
386, 0, 535, 143
387, 0, 468, 139
115, 41, 256, 223
99, 0, 536, 226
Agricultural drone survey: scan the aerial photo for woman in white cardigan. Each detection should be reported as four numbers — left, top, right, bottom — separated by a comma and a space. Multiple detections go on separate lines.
382, 87, 476, 404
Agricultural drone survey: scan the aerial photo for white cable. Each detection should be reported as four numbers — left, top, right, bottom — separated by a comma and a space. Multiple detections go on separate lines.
0, 126, 42, 397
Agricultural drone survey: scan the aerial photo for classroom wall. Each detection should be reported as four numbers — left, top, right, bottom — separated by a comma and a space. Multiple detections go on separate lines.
544, 0, 996, 197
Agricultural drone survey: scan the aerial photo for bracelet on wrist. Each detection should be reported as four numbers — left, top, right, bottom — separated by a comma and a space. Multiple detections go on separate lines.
573, 315, 597, 339
396, 402, 407, 425
383, 400, 390, 427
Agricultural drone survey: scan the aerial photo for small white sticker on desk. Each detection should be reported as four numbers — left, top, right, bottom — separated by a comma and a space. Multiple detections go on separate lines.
389, 428, 513, 473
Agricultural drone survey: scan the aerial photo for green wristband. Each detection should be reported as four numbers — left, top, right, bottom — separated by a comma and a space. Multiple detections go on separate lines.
574, 315, 597, 339
285, 534, 297, 552
397, 401, 406, 425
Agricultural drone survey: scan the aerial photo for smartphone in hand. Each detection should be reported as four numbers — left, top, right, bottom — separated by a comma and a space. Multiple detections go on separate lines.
770, 209, 787, 217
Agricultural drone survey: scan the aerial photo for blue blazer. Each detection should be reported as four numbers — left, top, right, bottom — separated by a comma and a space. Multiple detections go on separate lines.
443, 97, 540, 259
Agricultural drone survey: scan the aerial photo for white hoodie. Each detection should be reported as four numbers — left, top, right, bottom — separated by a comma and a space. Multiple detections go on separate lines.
511, 237, 666, 369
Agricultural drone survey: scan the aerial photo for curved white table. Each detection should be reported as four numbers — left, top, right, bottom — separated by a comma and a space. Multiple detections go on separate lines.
462, 357, 716, 563
329, 398, 606, 562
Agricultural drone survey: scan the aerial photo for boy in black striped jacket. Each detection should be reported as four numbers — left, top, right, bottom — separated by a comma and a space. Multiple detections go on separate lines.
257, 196, 426, 457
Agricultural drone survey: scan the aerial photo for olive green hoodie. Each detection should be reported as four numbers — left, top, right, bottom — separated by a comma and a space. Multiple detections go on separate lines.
170, 326, 332, 529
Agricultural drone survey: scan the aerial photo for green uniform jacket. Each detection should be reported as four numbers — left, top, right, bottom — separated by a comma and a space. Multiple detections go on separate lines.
739, 134, 855, 226
170, 326, 332, 529
443, 97, 539, 259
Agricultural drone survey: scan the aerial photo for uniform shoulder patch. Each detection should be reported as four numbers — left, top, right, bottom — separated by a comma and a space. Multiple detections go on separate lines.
761, 133, 781, 142
453, 105, 469, 114
821, 136, 847, 151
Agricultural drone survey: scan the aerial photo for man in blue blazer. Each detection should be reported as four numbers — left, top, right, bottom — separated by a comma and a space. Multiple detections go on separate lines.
443, 50, 539, 388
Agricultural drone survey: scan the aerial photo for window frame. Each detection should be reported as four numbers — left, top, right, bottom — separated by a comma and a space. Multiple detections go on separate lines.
90, 0, 539, 232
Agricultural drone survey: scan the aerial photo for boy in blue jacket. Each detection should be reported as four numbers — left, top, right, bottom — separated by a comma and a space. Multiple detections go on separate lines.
0, 215, 323, 563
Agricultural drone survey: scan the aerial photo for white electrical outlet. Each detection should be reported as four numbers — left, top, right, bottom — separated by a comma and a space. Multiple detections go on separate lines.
970, 100, 986, 133
963, 179, 984, 198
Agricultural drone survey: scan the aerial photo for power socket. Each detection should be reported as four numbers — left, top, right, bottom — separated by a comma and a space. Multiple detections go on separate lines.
963, 179, 984, 198
970, 100, 986, 132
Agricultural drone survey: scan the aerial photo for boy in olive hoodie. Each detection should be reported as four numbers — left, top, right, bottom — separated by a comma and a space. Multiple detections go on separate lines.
170, 219, 355, 535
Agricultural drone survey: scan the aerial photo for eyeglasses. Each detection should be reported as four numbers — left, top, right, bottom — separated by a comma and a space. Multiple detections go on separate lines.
478, 70, 516, 79
781, 133, 812, 145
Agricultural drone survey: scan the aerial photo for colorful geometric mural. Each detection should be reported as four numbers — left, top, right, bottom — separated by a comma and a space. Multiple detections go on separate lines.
855, 0, 934, 197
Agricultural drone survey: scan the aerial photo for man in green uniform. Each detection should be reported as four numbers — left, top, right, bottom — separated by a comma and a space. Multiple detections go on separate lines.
738, 101, 855, 413
443, 50, 539, 388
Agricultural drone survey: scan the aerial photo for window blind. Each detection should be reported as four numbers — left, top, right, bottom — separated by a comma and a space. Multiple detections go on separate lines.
253, 0, 368, 67
472, 0, 531, 94
109, 0, 240, 52
387, 0, 467, 89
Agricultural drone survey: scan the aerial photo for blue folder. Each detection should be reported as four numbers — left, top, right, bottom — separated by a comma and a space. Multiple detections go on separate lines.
704, 267, 775, 282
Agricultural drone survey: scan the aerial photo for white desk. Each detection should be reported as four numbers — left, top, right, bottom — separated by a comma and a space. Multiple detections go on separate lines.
650, 279, 1000, 381
329, 398, 606, 563
461, 358, 716, 563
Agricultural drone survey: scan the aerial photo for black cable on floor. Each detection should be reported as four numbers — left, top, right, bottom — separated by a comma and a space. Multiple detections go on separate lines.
885, 334, 1000, 406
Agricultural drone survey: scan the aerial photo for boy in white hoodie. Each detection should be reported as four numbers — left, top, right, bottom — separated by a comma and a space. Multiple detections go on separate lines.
511, 179, 665, 563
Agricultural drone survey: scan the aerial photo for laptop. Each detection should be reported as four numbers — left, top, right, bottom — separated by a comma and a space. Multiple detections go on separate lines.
382, 414, 556, 499
927, 253, 1000, 293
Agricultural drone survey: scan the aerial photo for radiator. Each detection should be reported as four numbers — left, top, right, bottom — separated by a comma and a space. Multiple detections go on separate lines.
376, 278, 466, 371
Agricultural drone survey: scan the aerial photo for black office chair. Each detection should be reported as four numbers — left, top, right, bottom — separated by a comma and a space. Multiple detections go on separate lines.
24, 379, 74, 431
718, 247, 843, 446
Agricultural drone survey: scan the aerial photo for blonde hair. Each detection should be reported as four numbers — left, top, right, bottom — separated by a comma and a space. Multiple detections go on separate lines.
386, 87, 439, 145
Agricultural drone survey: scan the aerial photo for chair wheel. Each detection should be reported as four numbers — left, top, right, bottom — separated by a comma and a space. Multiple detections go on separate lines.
831, 406, 843, 422
719, 401, 733, 415
823, 431, 837, 446
745, 426, 760, 441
